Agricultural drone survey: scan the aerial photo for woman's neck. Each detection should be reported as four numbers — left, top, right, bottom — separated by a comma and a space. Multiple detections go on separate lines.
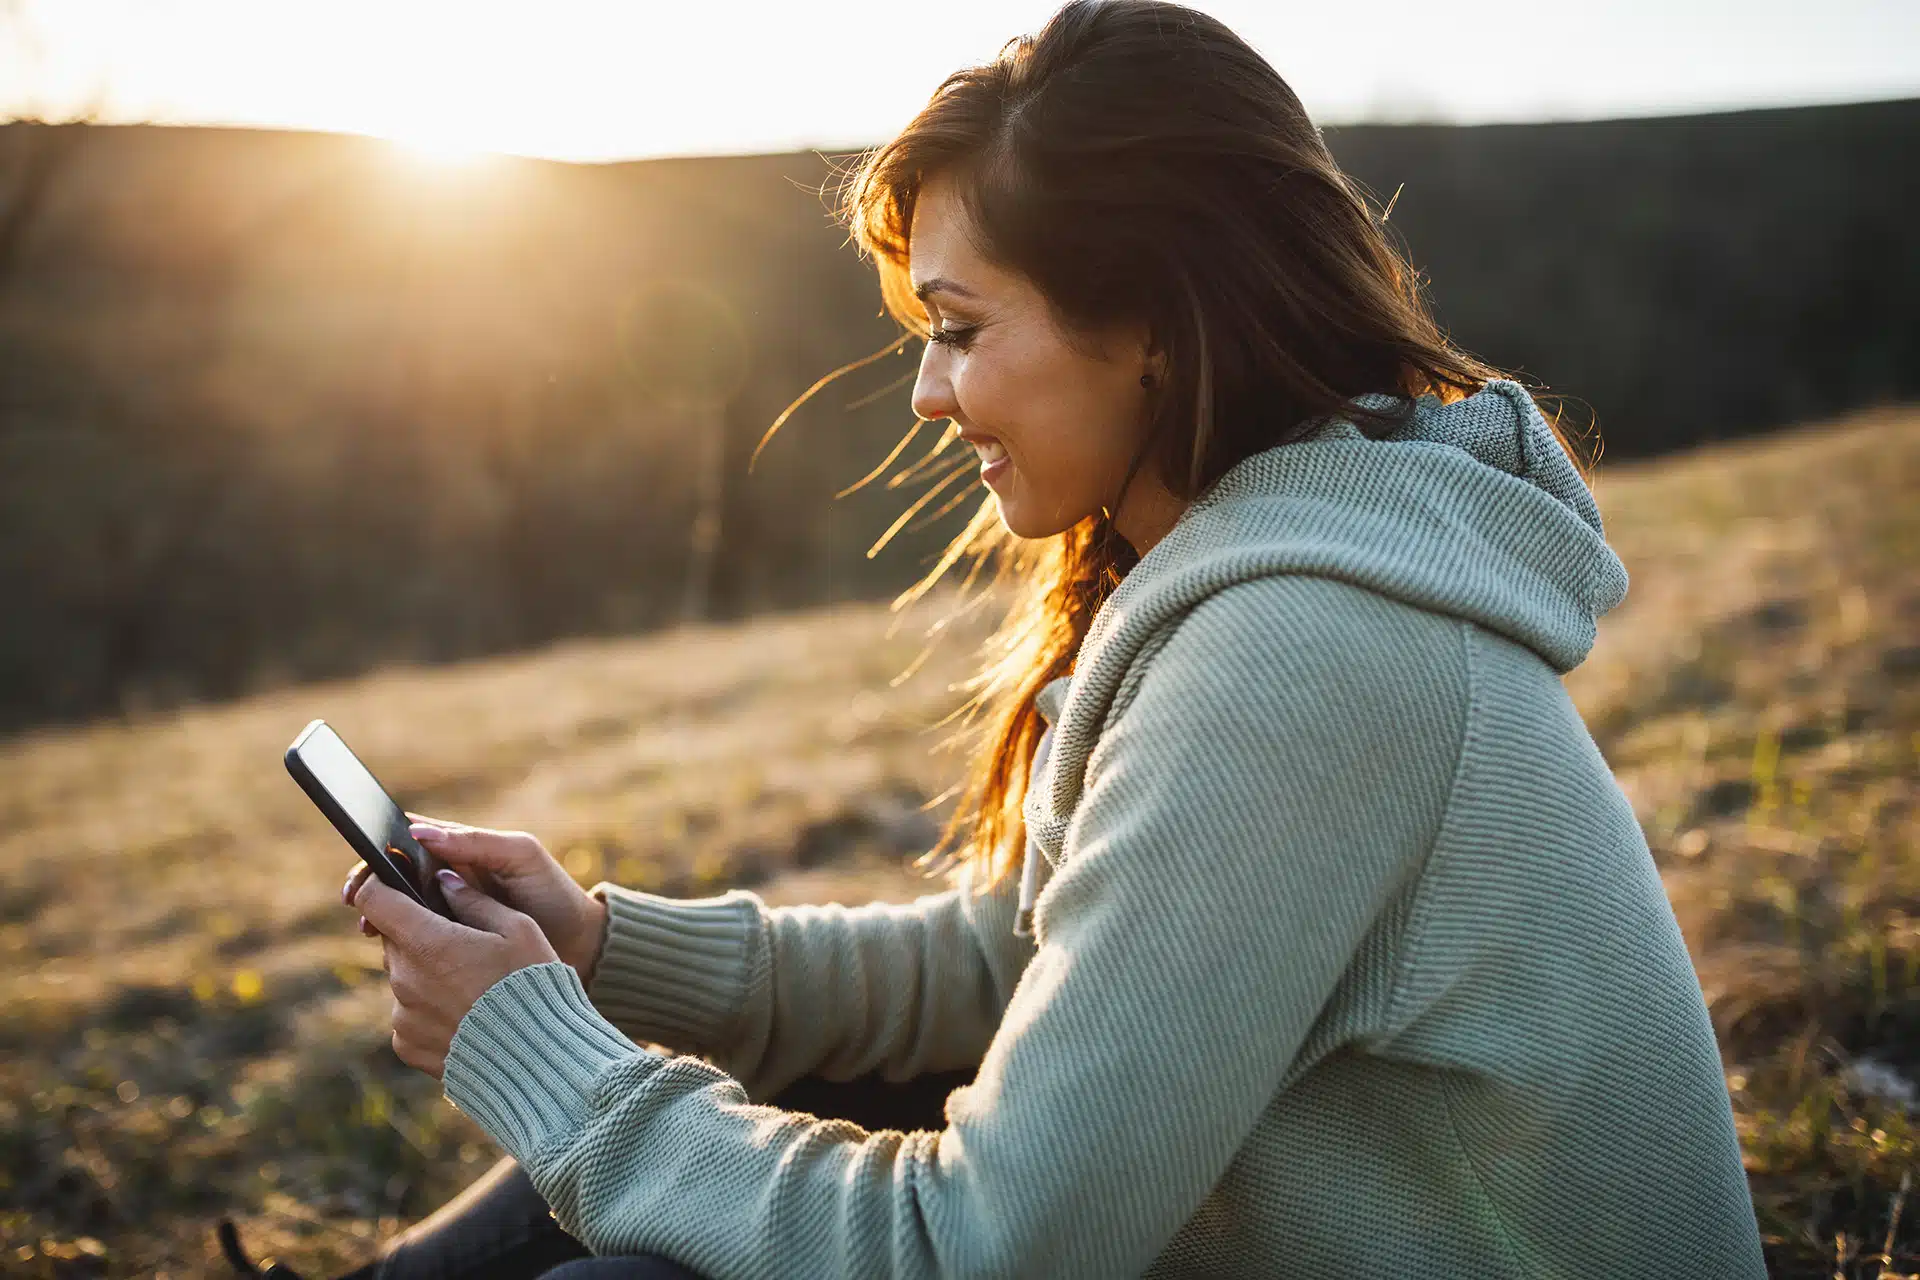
1114, 479, 1190, 557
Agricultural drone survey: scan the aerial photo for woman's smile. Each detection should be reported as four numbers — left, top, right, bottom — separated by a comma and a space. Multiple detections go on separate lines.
960, 429, 1012, 483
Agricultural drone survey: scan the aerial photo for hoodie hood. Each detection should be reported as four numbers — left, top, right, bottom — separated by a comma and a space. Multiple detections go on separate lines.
1275, 377, 1627, 668
1017, 379, 1628, 887
1081, 377, 1625, 686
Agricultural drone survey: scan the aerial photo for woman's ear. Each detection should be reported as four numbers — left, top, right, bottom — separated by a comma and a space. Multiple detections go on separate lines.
1135, 326, 1166, 388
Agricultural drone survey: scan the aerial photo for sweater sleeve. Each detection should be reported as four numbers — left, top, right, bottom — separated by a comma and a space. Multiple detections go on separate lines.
441, 577, 1467, 1279
580, 826, 1036, 1100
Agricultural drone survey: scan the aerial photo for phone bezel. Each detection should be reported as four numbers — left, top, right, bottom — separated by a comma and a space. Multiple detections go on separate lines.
285, 718, 450, 917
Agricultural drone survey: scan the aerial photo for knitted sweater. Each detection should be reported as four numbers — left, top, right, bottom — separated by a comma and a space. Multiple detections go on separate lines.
441, 380, 1766, 1278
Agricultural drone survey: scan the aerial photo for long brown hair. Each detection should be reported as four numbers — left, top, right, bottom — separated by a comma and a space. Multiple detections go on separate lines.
769, 0, 1586, 894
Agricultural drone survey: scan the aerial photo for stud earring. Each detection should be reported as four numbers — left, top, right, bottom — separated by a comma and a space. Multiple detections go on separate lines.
1140, 373, 1154, 388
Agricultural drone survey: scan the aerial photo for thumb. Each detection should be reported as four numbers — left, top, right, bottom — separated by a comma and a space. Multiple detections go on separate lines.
435, 869, 528, 937
356, 876, 456, 950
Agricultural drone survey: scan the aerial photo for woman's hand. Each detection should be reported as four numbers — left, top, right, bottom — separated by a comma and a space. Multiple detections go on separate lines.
353, 868, 560, 1080
341, 815, 609, 983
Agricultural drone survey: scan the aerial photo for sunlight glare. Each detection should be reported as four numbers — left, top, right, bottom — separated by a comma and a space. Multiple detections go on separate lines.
387, 127, 493, 168
5, 0, 1920, 163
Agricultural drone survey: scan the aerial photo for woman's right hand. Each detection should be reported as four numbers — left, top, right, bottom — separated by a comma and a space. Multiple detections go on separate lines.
341, 813, 609, 984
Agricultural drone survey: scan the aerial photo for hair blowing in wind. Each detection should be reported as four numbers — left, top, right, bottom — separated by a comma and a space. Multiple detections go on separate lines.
768, 0, 1576, 893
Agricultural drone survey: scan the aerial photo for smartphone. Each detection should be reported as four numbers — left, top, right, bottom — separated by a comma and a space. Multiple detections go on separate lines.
285, 718, 452, 918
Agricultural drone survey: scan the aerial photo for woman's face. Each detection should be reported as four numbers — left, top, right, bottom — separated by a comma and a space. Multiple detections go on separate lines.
907, 172, 1184, 551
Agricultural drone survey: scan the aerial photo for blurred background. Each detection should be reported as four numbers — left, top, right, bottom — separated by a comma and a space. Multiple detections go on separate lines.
1, 2, 1916, 1277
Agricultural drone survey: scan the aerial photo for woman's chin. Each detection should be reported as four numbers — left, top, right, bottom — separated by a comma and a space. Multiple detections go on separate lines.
992, 493, 1080, 541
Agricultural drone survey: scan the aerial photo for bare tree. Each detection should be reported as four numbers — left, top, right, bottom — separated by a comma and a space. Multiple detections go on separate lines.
619, 279, 750, 624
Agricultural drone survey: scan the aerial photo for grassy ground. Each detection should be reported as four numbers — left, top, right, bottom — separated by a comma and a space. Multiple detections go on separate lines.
3, 404, 1916, 1277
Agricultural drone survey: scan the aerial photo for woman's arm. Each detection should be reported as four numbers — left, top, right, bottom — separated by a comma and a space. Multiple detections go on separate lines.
441, 576, 1467, 1278
583, 836, 1037, 1100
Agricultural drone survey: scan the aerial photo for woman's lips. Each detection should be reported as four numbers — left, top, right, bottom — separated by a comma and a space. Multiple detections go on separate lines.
967, 435, 1011, 484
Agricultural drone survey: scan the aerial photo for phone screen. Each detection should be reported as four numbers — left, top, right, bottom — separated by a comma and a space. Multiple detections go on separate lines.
285, 719, 450, 917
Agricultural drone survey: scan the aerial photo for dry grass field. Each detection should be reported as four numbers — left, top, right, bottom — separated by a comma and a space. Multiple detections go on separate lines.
2, 405, 1916, 1278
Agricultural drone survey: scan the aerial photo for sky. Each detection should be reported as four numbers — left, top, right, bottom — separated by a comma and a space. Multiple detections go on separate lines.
3, 0, 1919, 164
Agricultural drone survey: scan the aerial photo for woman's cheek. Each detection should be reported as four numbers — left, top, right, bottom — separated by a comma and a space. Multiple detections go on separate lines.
1011, 440, 1079, 534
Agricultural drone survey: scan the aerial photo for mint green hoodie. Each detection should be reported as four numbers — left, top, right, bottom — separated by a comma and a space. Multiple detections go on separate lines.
442, 380, 1766, 1278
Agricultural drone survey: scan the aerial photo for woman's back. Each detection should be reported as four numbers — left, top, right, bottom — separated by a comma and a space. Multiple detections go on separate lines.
992, 382, 1759, 1275
1125, 596, 1752, 1274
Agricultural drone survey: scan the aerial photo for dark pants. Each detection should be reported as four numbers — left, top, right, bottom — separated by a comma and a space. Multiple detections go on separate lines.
354, 1068, 972, 1280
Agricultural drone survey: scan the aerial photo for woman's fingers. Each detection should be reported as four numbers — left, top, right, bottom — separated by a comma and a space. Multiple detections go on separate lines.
402, 814, 544, 884
410, 823, 546, 882
404, 811, 469, 833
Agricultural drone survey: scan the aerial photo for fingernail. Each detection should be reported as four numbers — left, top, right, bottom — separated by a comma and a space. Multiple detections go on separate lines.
435, 868, 466, 892
342, 876, 353, 904
409, 823, 442, 843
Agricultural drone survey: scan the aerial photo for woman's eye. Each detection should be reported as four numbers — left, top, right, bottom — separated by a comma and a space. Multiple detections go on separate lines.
928, 325, 977, 350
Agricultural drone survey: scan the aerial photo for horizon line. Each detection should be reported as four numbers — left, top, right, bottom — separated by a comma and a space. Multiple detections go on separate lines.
3, 87, 1917, 167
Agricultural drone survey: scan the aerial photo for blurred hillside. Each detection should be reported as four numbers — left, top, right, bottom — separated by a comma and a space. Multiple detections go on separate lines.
1330, 99, 1920, 444
0, 96, 1915, 731
0, 403, 1913, 1277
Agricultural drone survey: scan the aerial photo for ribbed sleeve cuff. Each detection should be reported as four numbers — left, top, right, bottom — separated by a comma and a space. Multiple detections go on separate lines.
582, 883, 763, 1054
444, 960, 654, 1161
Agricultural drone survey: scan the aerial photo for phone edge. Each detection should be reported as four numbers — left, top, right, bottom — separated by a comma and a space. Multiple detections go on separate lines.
284, 720, 432, 911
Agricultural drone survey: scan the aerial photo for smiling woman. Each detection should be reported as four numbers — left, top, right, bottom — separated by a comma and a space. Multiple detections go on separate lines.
829, 4, 1515, 894
227, 2, 1767, 1277
905, 171, 1184, 548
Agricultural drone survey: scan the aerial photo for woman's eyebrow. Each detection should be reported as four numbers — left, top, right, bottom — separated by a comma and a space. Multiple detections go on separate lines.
913, 277, 978, 302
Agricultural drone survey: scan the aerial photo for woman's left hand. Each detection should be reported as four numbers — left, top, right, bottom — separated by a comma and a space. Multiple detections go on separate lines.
352, 869, 560, 1080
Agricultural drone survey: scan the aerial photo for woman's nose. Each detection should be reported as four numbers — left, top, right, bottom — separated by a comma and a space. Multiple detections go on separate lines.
910, 344, 957, 425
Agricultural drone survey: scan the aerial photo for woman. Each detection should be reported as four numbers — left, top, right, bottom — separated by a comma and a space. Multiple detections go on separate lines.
224, 1, 1767, 1276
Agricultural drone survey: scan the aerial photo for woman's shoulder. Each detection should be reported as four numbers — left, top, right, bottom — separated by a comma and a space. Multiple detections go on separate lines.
1130, 573, 1473, 719
1088, 574, 1475, 803
1037, 574, 1478, 859
1054, 574, 1473, 900
1175, 572, 1466, 642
